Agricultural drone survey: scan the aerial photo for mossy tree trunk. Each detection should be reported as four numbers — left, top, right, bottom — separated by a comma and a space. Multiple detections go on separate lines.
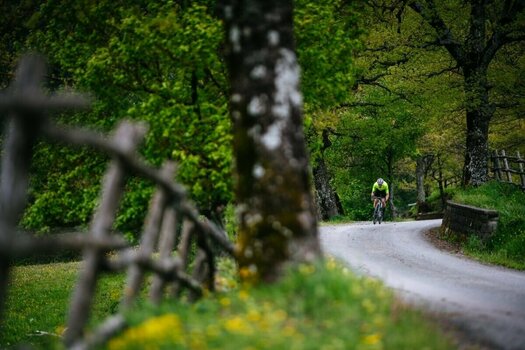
313, 129, 343, 221
416, 154, 433, 213
218, 0, 321, 281
409, 1, 525, 186
313, 157, 343, 221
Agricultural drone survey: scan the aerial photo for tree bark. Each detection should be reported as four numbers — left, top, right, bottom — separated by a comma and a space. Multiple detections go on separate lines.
409, 0, 524, 187
218, 0, 321, 281
416, 155, 433, 213
313, 128, 343, 221
313, 157, 343, 221
462, 66, 494, 186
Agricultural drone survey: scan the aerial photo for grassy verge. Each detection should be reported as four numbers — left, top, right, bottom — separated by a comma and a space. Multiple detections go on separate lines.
448, 181, 525, 270
2, 258, 457, 349
1, 261, 124, 349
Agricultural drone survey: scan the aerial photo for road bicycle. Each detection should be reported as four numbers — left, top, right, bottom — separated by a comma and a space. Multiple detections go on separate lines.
372, 196, 384, 225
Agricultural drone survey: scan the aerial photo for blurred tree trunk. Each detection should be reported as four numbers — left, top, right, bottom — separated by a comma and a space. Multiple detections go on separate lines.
218, 0, 321, 281
313, 128, 343, 221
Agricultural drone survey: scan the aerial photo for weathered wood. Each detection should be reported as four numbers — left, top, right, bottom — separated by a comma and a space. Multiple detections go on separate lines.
72, 315, 127, 350
65, 122, 145, 347
502, 150, 512, 182
493, 150, 502, 180
122, 163, 174, 308
42, 123, 235, 255
150, 204, 178, 304
518, 151, 525, 189
0, 55, 88, 321
172, 219, 194, 296
190, 250, 209, 301
0, 55, 234, 349
491, 150, 525, 191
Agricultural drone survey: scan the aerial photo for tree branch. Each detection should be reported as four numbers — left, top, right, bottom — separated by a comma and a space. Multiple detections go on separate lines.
482, 0, 525, 67
425, 64, 461, 78
409, 0, 465, 64
336, 101, 386, 109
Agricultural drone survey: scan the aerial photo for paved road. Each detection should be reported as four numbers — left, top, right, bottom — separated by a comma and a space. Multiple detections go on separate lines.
320, 220, 525, 350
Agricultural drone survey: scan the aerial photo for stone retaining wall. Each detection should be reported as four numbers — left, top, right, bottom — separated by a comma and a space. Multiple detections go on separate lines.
441, 201, 499, 240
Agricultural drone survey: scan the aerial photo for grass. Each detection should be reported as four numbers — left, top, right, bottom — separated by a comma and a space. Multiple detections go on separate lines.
1, 261, 125, 349
448, 181, 525, 270
1, 258, 457, 349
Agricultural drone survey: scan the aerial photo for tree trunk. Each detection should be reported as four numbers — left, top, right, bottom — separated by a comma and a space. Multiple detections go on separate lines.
388, 182, 398, 218
218, 0, 321, 281
313, 157, 343, 221
408, 1, 522, 187
416, 155, 433, 213
462, 68, 494, 186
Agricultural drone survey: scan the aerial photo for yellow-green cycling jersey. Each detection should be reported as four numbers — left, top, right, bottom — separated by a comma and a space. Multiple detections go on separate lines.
372, 181, 389, 197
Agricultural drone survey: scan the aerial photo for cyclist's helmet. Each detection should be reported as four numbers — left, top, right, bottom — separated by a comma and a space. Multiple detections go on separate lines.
377, 178, 384, 185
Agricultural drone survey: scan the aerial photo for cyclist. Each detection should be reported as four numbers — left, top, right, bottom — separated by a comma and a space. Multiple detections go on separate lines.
371, 178, 389, 213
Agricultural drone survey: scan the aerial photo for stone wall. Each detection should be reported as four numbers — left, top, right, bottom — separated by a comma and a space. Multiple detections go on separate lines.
441, 201, 499, 240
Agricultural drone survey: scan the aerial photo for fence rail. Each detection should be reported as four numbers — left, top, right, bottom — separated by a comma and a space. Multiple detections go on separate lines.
491, 150, 525, 191
0, 55, 234, 349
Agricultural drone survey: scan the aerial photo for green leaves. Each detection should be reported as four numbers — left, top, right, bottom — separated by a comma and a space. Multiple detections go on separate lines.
16, 1, 232, 233
295, 0, 362, 111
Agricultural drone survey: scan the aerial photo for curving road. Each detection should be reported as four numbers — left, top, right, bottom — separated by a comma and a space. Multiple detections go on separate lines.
320, 219, 525, 350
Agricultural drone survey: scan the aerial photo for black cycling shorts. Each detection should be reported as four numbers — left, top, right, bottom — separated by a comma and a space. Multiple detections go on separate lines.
373, 190, 387, 198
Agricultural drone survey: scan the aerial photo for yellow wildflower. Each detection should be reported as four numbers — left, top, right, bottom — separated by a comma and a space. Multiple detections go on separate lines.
361, 333, 382, 345
224, 316, 252, 334
238, 289, 250, 301
326, 257, 337, 270
219, 297, 231, 307
362, 299, 376, 313
247, 308, 261, 322
108, 314, 182, 350
272, 309, 287, 323
299, 264, 315, 275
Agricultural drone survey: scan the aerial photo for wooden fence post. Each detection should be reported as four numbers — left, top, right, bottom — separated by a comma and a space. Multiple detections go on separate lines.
501, 150, 513, 183
64, 122, 146, 347
518, 151, 525, 190
0, 55, 88, 321
0, 55, 236, 349
493, 150, 502, 180
122, 161, 175, 308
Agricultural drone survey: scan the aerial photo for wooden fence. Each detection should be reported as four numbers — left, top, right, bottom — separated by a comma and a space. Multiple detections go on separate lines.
0, 55, 235, 349
491, 150, 525, 191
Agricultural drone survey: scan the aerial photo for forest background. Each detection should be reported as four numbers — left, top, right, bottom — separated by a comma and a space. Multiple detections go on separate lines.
1, 0, 524, 240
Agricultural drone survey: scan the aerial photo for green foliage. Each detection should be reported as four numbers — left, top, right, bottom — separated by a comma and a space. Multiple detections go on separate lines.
8, 1, 233, 234
108, 259, 454, 350
21, 144, 105, 233
295, 0, 362, 111
2, 259, 456, 349
223, 202, 237, 243
114, 179, 155, 243
323, 90, 424, 219
1, 262, 125, 349
452, 181, 525, 269
294, 0, 363, 167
